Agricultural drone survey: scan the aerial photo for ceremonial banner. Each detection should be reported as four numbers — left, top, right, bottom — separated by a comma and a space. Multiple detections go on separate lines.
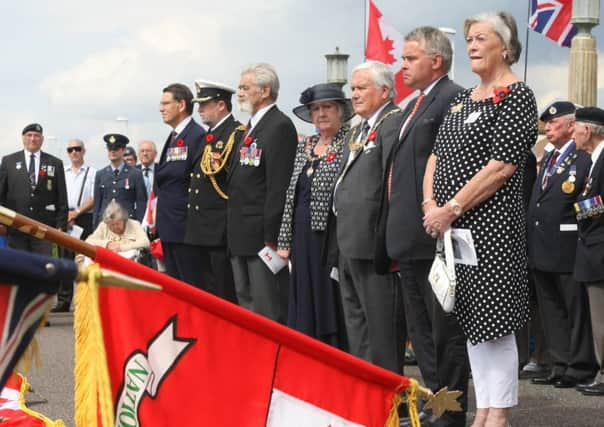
0, 372, 65, 427
530, 0, 577, 47
366, 0, 414, 105
78, 248, 414, 427
0, 248, 76, 390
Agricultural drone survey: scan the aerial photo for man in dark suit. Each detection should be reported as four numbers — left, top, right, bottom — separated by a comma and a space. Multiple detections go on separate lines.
528, 102, 597, 389
0, 123, 68, 255
227, 63, 297, 323
375, 27, 469, 425
92, 134, 147, 228
137, 140, 158, 197
572, 107, 604, 396
333, 61, 404, 374
183, 80, 244, 300
156, 83, 205, 283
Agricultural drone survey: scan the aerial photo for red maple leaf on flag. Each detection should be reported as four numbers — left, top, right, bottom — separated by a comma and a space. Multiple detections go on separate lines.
365, 0, 396, 64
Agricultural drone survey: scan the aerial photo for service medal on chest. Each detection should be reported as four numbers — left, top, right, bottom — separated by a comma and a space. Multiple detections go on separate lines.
561, 180, 575, 194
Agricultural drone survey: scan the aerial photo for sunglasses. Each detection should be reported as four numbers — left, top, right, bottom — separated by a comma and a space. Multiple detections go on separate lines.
67, 146, 83, 153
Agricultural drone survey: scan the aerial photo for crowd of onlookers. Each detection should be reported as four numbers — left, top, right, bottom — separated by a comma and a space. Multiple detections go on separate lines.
2, 9, 604, 427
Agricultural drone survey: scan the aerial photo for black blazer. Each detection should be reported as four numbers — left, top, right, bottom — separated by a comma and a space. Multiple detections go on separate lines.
226, 105, 298, 256
155, 118, 205, 244
92, 164, 147, 227
0, 151, 68, 231
575, 151, 604, 282
375, 78, 462, 271
527, 143, 590, 273
334, 102, 401, 260
185, 115, 244, 247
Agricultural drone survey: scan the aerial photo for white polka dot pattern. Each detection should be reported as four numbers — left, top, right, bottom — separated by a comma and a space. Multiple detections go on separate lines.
433, 82, 538, 344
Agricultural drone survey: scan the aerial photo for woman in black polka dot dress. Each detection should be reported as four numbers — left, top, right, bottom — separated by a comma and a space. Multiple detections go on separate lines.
422, 11, 538, 427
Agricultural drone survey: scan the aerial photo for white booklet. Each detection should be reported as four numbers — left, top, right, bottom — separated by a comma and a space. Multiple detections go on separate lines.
68, 224, 84, 239
450, 228, 478, 266
258, 246, 288, 274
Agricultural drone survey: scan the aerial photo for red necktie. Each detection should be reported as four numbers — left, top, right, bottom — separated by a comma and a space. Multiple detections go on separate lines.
388, 93, 426, 199
541, 150, 560, 190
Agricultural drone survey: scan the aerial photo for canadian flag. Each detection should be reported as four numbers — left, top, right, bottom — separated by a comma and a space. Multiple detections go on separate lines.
141, 191, 156, 234
365, 0, 415, 105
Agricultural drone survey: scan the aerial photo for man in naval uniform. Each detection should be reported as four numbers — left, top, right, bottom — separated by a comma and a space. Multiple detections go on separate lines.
92, 134, 147, 228
0, 123, 68, 255
528, 101, 597, 389
184, 80, 245, 301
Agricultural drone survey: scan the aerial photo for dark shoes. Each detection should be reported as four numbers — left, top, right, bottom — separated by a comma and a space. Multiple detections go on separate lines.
50, 302, 71, 313
531, 373, 562, 385
553, 376, 577, 388
579, 382, 604, 396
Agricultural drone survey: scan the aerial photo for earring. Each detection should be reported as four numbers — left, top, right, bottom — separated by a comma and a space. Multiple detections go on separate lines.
502, 51, 508, 60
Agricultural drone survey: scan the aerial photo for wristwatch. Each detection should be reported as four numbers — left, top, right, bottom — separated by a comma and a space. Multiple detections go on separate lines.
448, 198, 463, 217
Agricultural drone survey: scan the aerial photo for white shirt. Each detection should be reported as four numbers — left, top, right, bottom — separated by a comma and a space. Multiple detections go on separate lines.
140, 163, 155, 195
250, 103, 276, 131
65, 164, 96, 210
210, 113, 233, 132
24, 149, 40, 184
589, 140, 604, 176
173, 116, 193, 135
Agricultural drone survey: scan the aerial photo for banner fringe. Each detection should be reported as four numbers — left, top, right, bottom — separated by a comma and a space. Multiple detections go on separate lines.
74, 264, 114, 427
398, 378, 421, 427
15, 372, 66, 427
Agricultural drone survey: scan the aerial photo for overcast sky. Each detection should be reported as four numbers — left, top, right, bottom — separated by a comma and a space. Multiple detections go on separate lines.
1, 0, 602, 167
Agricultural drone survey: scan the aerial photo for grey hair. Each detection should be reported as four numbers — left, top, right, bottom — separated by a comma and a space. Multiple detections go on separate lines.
352, 61, 395, 100
581, 122, 604, 139
138, 140, 157, 152
405, 26, 453, 73
102, 200, 128, 224
240, 63, 280, 102
464, 11, 522, 65
68, 138, 85, 149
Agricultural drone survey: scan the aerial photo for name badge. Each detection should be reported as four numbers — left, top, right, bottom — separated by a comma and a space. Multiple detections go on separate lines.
560, 224, 578, 232
464, 111, 482, 124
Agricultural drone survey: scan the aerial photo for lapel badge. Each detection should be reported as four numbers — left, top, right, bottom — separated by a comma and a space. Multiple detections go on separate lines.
16, 161, 22, 170
549, 106, 557, 115
216, 141, 224, 150
451, 103, 463, 113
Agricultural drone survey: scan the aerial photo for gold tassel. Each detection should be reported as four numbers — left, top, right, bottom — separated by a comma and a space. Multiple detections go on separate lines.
16, 372, 66, 426
390, 379, 420, 427
74, 263, 114, 427
384, 389, 402, 427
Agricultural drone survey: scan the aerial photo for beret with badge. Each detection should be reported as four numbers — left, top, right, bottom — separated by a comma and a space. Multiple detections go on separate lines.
22, 123, 43, 135
575, 107, 604, 127
103, 133, 129, 150
193, 80, 236, 104
539, 101, 576, 123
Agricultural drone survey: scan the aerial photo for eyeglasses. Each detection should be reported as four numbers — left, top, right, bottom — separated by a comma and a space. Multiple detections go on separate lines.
67, 146, 83, 153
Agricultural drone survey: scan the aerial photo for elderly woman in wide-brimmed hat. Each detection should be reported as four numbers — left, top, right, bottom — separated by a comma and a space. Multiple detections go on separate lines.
277, 83, 353, 348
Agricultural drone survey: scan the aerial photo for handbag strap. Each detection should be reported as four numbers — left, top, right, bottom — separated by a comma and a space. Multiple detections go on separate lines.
76, 166, 90, 208
439, 229, 456, 282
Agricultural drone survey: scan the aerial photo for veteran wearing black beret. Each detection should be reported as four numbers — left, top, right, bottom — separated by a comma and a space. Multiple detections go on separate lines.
92, 133, 147, 227
0, 122, 68, 255
573, 106, 604, 396
528, 101, 597, 389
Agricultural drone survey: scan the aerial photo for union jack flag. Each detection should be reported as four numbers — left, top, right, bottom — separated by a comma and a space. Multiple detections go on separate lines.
0, 248, 77, 390
530, 0, 577, 47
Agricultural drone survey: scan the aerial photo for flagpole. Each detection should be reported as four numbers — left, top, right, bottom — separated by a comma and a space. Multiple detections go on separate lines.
523, 0, 532, 82
364, 0, 368, 60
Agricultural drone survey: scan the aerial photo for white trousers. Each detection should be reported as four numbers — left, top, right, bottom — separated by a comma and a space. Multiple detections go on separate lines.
467, 333, 518, 409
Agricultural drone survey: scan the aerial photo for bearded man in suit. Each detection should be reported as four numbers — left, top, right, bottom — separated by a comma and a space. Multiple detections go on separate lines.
227, 63, 298, 323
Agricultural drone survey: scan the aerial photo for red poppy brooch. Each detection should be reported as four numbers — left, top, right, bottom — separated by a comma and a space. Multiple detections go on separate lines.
39, 169, 46, 177
367, 131, 377, 141
176, 138, 185, 147
492, 86, 511, 104
205, 134, 214, 143
326, 152, 337, 163
244, 136, 253, 146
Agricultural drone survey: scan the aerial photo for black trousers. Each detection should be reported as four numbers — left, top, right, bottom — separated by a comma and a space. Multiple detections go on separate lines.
399, 259, 469, 426
186, 245, 237, 303
534, 269, 598, 380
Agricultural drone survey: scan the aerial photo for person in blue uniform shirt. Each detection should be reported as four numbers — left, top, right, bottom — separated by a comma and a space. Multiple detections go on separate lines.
528, 101, 597, 389
573, 106, 604, 396
0, 123, 68, 255
92, 133, 147, 228
155, 83, 205, 283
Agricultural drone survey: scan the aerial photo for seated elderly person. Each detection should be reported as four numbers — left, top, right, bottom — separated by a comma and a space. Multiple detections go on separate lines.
85, 200, 149, 259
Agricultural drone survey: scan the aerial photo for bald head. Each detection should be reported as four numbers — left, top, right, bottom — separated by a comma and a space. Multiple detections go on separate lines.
138, 140, 157, 167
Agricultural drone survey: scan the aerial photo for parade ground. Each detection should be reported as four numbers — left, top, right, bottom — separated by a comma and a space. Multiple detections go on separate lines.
24, 312, 604, 427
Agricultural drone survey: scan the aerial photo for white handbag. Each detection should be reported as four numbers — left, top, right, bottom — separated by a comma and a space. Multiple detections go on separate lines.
428, 229, 456, 313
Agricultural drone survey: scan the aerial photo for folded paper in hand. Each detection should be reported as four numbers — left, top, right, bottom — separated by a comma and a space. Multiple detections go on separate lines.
258, 246, 287, 275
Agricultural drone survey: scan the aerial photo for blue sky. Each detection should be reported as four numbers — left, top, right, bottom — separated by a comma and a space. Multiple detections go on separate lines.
0, 0, 601, 167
